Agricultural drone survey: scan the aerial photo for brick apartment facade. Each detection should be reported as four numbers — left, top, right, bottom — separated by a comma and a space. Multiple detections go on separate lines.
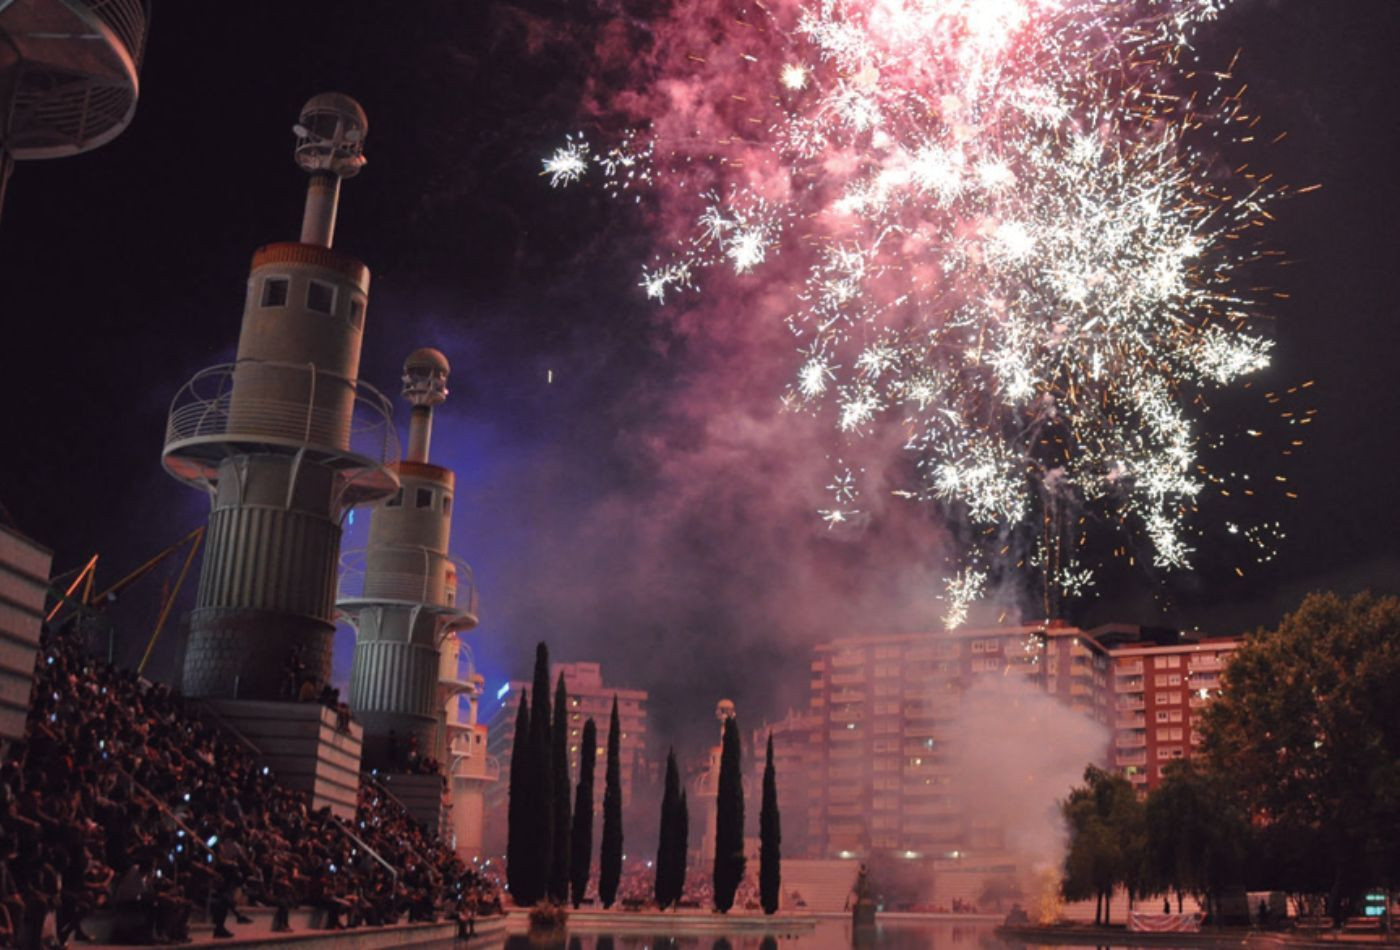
769, 623, 1238, 859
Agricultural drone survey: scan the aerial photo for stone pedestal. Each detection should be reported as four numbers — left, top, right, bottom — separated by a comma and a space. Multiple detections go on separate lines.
375, 771, 446, 836
205, 699, 362, 820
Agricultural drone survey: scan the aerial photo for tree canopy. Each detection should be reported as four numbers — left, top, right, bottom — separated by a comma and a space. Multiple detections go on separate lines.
1202, 591, 1400, 916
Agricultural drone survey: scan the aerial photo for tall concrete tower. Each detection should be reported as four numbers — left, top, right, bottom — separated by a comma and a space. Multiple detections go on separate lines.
340, 349, 479, 769
0, 0, 150, 222
161, 96, 397, 816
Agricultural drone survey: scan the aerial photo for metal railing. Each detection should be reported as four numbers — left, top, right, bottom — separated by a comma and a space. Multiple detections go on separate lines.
164, 361, 399, 469
84, 0, 150, 64
337, 545, 478, 616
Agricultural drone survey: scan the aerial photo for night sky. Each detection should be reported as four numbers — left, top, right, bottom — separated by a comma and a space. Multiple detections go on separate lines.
1, 1, 1397, 749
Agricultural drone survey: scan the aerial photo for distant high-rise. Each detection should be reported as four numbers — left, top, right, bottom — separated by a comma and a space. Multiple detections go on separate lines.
802, 623, 1239, 859
0, 0, 150, 221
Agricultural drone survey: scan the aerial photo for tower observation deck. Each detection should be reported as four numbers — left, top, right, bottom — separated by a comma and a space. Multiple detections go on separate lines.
163, 94, 399, 701
0, 0, 149, 221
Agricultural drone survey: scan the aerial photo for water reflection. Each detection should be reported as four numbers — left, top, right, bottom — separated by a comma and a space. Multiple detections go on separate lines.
497, 921, 1211, 949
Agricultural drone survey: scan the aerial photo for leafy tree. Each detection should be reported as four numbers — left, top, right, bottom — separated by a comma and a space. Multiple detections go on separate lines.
759, 733, 781, 915
713, 714, 746, 913
1144, 759, 1248, 918
1061, 765, 1143, 925
569, 718, 597, 908
1202, 592, 1400, 922
656, 748, 683, 908
549, 672, 572, 902
599, 695, 624, 908
506, 690, 530, 902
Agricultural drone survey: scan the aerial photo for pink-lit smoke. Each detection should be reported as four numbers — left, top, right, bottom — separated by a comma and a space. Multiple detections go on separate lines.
547, 0, 1289, 626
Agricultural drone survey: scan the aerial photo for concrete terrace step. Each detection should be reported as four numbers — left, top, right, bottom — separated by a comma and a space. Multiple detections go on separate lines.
83, 904, 506, 949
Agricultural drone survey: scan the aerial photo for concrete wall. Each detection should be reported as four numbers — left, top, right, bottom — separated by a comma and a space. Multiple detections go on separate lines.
206, 699, 362, 820
0, 525, 51, 746
376, 771, 445, 836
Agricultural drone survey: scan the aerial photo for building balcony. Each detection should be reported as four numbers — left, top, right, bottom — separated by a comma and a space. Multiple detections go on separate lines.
902, 802, 961, 818
337, 545, 478, 628
1188, 655, 1224, 671
2, 0, 148, 161
1115, 751, 1147, 766
1070, 682, 1093, 697
1115, 660, 1145, 676
1117, 715, 1146, 729
829, 672, 866, 686
163, 361, 400, 505
1115, 733, 1147, 749
1117, 697, 1145, 711
1115, 677, 1144, 693
829, 690, 865, 704
450, 753, 500, 783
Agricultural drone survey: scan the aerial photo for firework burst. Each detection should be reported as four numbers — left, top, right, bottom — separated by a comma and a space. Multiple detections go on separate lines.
547, 0, 1294, 625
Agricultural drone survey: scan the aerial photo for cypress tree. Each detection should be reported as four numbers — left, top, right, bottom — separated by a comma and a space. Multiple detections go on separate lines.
599, 695, 624, 908
505, 690, 530, 903
759, 733, 781, 915
549, 672, 572, 902
712, 714, 745, 913
523, 642, 553, 905
674, 788, 689, 906
655, 748, 681, 908
570, 718, 597, 908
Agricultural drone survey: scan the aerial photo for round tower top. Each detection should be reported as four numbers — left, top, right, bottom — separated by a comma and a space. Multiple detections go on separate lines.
293, 93, 367, 178
403, 348, 450, 407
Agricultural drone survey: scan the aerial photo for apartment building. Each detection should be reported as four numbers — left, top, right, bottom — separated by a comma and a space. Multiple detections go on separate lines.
802, 623, 1239, 858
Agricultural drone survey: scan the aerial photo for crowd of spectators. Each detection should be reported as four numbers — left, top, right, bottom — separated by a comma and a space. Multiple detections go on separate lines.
0, 622, 498, 948
383, 733, 443, 778
282, 646, 352, 732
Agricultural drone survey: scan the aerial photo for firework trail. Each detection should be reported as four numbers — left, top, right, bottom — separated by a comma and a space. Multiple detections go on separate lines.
548, 0, 1291, 626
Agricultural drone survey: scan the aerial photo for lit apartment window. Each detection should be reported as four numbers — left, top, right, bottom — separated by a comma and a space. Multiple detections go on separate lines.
261, 276, 289, 307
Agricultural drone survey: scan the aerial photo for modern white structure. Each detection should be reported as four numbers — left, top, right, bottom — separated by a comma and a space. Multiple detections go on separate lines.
0, 0, 149, 221
161, 94, 397, 818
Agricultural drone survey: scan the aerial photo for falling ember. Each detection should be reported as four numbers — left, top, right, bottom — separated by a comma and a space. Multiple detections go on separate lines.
548, 0, 1291, 625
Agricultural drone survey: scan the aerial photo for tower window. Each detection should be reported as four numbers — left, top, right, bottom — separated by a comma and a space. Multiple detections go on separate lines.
307, 280, 336, 314
261, 277, 289, 307
348, 298, 365, 330
386, 488, 403, 508
416, 487, 433, 509
442, 495, 452, 516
